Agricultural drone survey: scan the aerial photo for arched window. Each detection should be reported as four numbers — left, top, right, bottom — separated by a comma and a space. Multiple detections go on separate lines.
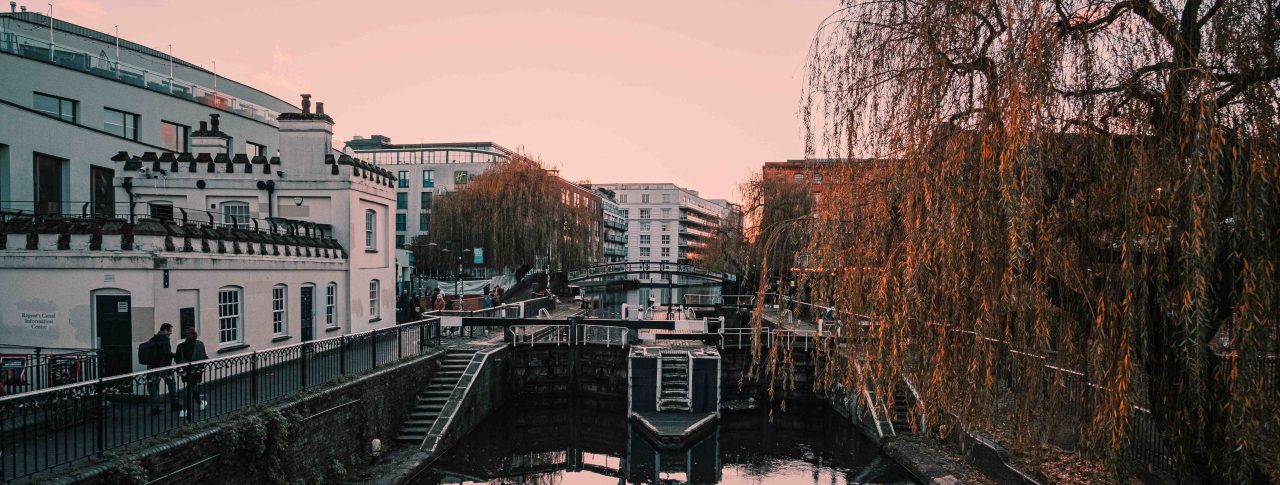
325, 282, 338, 328
217, 286, 243, 345
365, 209, 377, 250
222, 201, 250, 228
792, 173, 805, 183
814, 173, 823, 184
369, 279, 381, 320
272, 284, 288, 336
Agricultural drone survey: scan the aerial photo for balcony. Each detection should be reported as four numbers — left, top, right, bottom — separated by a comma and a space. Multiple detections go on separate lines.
1, 31, 281, 126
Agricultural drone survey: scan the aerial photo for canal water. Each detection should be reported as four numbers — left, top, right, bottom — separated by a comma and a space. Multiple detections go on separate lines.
414, 396, 918, 484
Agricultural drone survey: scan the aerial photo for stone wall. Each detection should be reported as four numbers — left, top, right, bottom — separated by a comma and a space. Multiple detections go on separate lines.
720, 347, 818, 402
63, 349, 445, 485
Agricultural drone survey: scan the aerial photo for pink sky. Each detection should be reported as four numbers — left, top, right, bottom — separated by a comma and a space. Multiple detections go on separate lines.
50, 0, 837, 200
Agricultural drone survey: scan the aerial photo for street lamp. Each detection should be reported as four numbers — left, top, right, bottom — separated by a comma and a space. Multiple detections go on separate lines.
440, 245, 472, 309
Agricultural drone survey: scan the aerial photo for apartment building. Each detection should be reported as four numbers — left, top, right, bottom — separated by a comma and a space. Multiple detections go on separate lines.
590, 183, 733, 265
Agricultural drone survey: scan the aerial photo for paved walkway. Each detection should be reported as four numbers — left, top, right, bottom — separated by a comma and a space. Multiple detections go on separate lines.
2, 329, 441, 482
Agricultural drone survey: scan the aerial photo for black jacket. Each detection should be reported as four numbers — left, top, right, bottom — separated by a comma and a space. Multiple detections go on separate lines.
146, 333, 174, 369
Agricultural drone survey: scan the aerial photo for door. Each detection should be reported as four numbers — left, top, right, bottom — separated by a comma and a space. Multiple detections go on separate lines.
95, 294, 132, 376
300, 286, 314, 342
179, 308, 196, 339
90, 166, 115, 218
34, 154, 63, 215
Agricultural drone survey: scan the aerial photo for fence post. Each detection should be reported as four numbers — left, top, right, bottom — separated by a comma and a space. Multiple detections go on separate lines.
95, 378, 106, 456
250, 351, 259, 403
299, 342, 309, 388
418, 321, 425, 352
339, 335, 347, 375
371, 329, 379, 368
397, 325, 404, 361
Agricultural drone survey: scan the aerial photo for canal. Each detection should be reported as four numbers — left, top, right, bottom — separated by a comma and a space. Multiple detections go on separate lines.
413, 395, 918, 484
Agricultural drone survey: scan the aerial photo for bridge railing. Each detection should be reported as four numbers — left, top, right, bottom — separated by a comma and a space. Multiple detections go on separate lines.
578, 325, 630, 348
0, 317, 442, 481
509, 325, 572, 346
566, 261, 736, 282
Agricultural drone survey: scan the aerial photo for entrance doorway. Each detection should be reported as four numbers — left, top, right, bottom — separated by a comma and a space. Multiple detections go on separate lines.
300, 285, 315, 342
34, 153, 64, 215
94, 294, 132, 376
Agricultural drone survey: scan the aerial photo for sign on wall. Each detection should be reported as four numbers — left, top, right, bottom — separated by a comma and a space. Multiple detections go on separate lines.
473, 248, 484, 265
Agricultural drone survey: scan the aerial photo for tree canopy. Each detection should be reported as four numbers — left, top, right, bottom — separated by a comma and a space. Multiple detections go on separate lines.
777, 0, 1278, 480
419, 155, 597, 274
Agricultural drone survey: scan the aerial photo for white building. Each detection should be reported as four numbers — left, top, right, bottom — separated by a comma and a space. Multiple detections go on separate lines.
591, 183, 733, 265
0, 10, 295, 217
0, 8, 397, 377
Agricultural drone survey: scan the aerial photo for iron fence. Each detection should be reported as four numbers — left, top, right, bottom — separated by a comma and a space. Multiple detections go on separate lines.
577, 325, 630, 347
0, 318, 441, 482
0, 347, 100, 397
509, 325, 572, 346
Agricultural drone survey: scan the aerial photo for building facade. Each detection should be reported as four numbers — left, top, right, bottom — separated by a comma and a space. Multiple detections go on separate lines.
0, 10, 296, 218
595, 187, 628, 263
590, 183, 732, 265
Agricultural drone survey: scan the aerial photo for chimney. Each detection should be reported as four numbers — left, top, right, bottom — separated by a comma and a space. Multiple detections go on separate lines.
190, 114, 228, 157
277, 94, 333, 177
20, 5, 27, 11
10, 2, 16, 13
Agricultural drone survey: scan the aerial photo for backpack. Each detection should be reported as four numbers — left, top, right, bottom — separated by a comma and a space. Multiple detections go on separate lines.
138, 339, 159, 366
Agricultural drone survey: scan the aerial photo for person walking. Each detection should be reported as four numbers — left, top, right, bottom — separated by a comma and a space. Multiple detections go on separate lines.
483, 292, 493, 309
397, 289, 412, 323
143, 323, 178, 415
174, 327, 208, 418
434, 290, 446, 312
495, 285, 504, 302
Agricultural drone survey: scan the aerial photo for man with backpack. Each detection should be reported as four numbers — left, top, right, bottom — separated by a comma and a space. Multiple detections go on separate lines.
174, 327, 208, 418
140, 323, 178, 415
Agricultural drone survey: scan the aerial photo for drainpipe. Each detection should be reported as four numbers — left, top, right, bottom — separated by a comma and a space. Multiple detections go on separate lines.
256, 180, 275, 219
121, 177, 135, 221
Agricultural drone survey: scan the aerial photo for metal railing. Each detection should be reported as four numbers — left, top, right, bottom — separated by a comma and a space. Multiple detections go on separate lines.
0, 318, 441, 481
0, 30, 281, 125
509, 325, 572, 346
578, 325, 630, 347
0, 347, 100, 396
0, 201, 325, 235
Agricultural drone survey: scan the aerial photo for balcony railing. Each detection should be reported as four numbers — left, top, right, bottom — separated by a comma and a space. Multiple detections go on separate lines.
0, 31, 280, 126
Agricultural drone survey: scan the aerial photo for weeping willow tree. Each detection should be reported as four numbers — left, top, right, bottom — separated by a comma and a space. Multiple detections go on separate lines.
765, 0, 1279, 481
424, 154, 597, 273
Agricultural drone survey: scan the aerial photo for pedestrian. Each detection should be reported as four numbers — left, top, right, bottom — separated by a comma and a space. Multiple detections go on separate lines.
434, 290, 446, 312
397, 289, 412, 323
142, 323, 178, 415
174, 327, 208, 418
495, 285, 504, 302
483, 292, 493, 309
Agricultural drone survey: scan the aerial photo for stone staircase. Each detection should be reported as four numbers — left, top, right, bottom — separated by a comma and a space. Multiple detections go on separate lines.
657, 352, 691, 412
397, 348, 478, 443
890, 385, 912, 434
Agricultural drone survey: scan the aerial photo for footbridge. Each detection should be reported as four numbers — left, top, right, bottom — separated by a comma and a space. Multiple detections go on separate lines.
566, 261, 737, 284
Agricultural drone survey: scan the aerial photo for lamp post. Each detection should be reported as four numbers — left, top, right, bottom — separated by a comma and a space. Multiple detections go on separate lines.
440, 244, 472, 310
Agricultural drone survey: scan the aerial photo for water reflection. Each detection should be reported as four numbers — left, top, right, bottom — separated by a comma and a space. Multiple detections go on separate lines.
415, 396, 917, 484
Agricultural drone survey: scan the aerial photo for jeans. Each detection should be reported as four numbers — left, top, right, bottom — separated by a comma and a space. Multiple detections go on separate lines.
182, 379, 202, 412
147, 370, 178, 410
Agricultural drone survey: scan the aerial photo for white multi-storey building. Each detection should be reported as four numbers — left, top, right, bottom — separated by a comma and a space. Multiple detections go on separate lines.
0, 10, 296, 217
0, 9, 396, 378
592, 183, 733, 265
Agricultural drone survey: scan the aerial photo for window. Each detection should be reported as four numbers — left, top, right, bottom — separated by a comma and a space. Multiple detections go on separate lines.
246, 142, 265, 157
272, 285, 288, 336
218, 287, 242, 344
661, 208, 671, 218
396, 213, 406, 231
814, 173, 823, 184
325, 283, 338, 328
454, 170, 470, 184
369, 280, 381, 320
661, 234, 671, 244
365, 209, 377, 251
639, 247, 651, 257
422, 170, 434, 187
33, 92, 77, 122
161, 121, 190, 152
641, 194, 650, 203
396, 192, 408, 210
221, 201, 250, 228
420, 192, 432, 210
149, 201, 174, 221
639, 209, 650, 219
661, 223, 669, 232
398, 171, 408, 188
396, 235, 405, 248
793, 173, 805, 183
640, 222, 651, 232
103, 108, 138, 140
619, 194, 627, 203
419, 212, 429, 229
639, 235, 651, 244
621, 209, 629, 218
662, 194, 671, 203
661, 247, 670, 257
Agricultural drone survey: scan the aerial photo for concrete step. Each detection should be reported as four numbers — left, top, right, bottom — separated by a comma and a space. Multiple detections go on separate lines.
396, 434, 426, 442
401, 425, 432, 434
420, 389, 452, 398
409, 411, 439, 420
403, 418, 437, 427
418, 396, 448, 404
